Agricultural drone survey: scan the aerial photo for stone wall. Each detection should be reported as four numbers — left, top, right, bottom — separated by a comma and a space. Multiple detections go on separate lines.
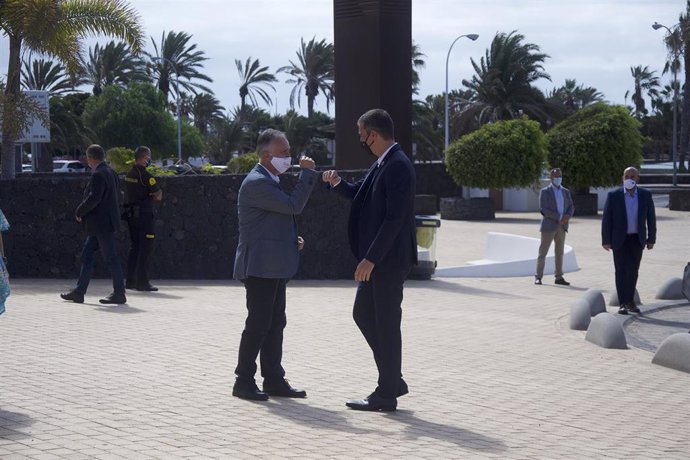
0, 162, 461, 280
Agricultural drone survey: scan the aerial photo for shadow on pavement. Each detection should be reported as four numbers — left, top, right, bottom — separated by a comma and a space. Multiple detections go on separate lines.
263, 398, 372, 435
0, 409, 35, 440
410, 279, 530, 299
124, 291, 184, 300
631, 316, 690, 329
390, 409, 508, 453
95, 305, 146, 314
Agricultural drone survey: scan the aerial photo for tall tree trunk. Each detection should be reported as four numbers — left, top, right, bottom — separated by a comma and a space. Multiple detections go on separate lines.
681, 44, 690, 171
1, 35, 23, 180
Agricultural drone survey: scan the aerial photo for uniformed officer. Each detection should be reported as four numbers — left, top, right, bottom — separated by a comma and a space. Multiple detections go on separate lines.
124, 146, 162, 291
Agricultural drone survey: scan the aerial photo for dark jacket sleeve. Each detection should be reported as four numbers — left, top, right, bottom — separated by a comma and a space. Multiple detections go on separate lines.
332, 176, 365, 201
645, 190, 656, 244
601, 192, 613, 246
76, 171, 105, 218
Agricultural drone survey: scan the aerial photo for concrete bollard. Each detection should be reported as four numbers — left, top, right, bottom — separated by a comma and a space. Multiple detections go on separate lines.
583, 289, 606, 316
585, 313, 627, 349
655, 278, 685, 300
608, 289, 641, 306
569, 299, 592, 330
652, 333, 690, 374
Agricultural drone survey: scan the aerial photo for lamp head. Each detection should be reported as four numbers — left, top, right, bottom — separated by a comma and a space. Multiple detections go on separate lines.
652, 22, 663, 30
467, 34, 479, 41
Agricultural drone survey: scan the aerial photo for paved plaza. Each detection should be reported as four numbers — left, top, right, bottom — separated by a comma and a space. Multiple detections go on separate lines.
1, 207, 689, 459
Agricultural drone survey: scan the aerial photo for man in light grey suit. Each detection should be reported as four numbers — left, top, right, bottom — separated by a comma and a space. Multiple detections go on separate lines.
232, 129, 319, 401
535, 168, 574, 286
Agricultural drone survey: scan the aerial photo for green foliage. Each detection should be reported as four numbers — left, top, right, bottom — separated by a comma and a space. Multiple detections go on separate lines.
82, 83, 176, 154
227, 152, 259, 173
547, 103, 644, 190
201, 163, 223, 174
445, 118, 547, 189
106, 147, 134, 173
146, 164, 176, 176
180, 121, 206, 158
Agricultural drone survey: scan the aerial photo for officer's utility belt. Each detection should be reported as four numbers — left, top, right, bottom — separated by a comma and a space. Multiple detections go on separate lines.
123, 205, 151, 219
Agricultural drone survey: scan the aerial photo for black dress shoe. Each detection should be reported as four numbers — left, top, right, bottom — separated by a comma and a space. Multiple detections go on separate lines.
136, 284, 159, 292
617, 305, 628, 315
233, 380, 269, 401
346, 392, 397, 412
534, 277, 542, 285
554, 277, 570, 286
60, 290, 84, 303
263, 379, 307, 398
627, 304, 641, 314
99, 293, 127, 304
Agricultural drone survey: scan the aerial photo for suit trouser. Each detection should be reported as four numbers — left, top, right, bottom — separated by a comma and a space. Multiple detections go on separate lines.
353, 267, 407, 399
535, 226, 566, 278
235, 277, 287, 383
612, 234, 644, 305
126, 212, 155, 287
75, 232, 125, 295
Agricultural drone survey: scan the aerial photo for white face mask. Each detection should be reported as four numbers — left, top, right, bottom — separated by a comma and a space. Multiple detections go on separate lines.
552, 177, 562, 187
270, 156, 292, 174
623, 178, 636, 190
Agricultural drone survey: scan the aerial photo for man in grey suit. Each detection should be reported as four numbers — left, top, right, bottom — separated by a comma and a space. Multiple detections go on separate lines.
232, 129, 319, 401
535, 168, 574, 286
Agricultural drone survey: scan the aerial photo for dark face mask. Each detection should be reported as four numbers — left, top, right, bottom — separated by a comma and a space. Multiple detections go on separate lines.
145, 158, 152, 167
360, 132, 375, 157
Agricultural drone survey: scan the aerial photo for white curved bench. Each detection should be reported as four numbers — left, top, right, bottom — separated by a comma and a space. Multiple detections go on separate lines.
435, 232, 579, 278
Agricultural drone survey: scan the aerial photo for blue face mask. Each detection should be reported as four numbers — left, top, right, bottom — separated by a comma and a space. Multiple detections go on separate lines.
552, 177, 562, 187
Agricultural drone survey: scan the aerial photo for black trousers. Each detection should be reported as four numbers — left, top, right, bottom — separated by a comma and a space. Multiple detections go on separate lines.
126, 212, 155, 287
353, 268, 407, 399
235, 277, 287, 383
612, 234, 644, 305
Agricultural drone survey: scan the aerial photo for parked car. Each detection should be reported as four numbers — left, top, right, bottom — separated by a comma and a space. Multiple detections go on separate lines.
21, 164, 32, 173
53, 160, 88, 173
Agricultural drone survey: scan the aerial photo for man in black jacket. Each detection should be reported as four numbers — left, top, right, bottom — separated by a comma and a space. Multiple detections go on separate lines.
61, 144, 126, 305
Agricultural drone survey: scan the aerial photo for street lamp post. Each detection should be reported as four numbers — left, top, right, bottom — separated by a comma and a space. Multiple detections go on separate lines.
445, 33, 479, 151
152, 56, 182, 163
652, 21, 679, 186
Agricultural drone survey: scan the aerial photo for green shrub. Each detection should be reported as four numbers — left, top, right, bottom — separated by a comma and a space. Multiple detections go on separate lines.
227, 152, 259, 173
146, 164, 176, 176
547, 103, 644, 190
201, 163, 224, 174
106, 147, 134, 174
445, 118, 547, 189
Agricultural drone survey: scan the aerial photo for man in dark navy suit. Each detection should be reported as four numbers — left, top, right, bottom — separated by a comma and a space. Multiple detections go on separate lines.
61, 144, 127, 305
323, 109, 416, 412
601, 166, 656, 315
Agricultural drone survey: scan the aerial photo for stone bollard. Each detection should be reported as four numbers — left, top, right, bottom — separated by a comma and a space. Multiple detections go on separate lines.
652, 333, 690, 374
569, 299, 592, 330
585, 313, 627, 349
583, 289, 606, 316
608, 289, 641, 306
655, 278, 685, 300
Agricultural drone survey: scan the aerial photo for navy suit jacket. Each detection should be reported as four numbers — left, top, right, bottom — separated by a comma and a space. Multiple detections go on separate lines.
334, 144, 417, 271
76, 161, 122, 235
601, 186, 656, 250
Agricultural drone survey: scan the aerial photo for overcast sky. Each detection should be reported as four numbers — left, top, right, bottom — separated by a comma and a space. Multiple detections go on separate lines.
2, 0, 686, 116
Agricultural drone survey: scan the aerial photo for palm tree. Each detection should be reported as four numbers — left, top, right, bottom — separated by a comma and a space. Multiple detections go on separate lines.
21, 57, 74, 94
278, 37, 334, 118
145, 30, 213, 101
191, 93, 225, 135
1, 0, 144, 178
236, 57, 277, 112
80, 40, 147, 95
455, 31, 553, 131
411, 41, 426, 95
630, 65, 660, 118
548, 79, 604, 116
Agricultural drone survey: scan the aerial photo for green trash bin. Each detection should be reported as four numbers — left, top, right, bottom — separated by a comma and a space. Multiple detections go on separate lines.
408, 215, 441, 280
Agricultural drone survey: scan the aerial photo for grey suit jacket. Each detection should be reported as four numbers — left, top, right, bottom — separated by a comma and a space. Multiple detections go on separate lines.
233, 164, 319, 280
539, 184, 574, 232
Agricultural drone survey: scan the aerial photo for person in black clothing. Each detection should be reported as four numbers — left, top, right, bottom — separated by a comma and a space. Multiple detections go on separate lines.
61, 144, 127, 305
123, 146, 162, 292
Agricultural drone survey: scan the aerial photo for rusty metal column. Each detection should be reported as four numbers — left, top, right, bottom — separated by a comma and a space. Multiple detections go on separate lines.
334, 0, 412, 169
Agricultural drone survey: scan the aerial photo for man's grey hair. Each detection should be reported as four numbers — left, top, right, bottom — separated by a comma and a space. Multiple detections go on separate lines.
256, 128, 287, 155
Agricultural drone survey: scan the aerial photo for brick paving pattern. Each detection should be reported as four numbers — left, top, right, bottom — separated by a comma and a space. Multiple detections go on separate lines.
1, 207, 689, 459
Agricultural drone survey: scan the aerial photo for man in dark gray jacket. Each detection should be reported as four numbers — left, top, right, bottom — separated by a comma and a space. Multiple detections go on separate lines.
232, 129, 318, 401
